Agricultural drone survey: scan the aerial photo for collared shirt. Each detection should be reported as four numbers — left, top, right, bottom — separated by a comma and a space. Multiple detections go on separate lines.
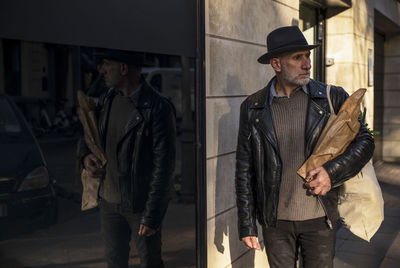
269, 79, 309, 105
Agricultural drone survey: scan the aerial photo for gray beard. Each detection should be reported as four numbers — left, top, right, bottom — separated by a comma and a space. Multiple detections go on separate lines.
281, 69, 310, 87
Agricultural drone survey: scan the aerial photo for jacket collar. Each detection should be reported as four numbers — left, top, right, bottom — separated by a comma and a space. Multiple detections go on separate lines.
120, 81, 155, 139
134, 81, 154, 109
101, 81, 155, 145
107, 81, 154, 109
250, 77, 327, 109
307, 79, 328, 99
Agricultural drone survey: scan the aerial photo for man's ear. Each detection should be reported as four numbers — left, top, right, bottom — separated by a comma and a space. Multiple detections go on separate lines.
120, 63, 129, 76
270, 58, 281, 72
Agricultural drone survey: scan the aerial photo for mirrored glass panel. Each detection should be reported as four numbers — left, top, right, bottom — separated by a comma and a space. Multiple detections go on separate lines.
0, 39, 197, 268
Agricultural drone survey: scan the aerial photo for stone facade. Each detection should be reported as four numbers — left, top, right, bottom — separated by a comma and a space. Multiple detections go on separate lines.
325, 1, 375, 126
383, 35, 400, 161
205, 0, 300, 267
376, 0, 400, 162
205, 0, 400, 267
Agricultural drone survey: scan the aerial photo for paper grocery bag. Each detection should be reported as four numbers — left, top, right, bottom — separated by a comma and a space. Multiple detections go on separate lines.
81, 169, 101, 211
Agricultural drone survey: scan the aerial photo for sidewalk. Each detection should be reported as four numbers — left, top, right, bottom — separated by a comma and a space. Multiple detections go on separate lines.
334, 162, 400, 268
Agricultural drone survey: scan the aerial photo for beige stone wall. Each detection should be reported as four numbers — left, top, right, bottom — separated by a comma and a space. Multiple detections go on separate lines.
20, 41, 49, 98
205, 0, 400, 265
376, 0, 400, 161
205, 0, 299, 267
325, 0, 375, 127
0, 39, 4, 94
383, 35, 400, 161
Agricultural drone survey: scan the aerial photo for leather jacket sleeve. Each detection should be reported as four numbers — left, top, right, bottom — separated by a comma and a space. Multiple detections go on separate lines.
235, 100, 258, 240
141, 98, 176, 229
322, 86, 375, 187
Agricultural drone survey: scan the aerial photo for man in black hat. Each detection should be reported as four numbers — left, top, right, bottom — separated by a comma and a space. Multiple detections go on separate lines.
235, 26, 374, 267
78, 48, 175, 268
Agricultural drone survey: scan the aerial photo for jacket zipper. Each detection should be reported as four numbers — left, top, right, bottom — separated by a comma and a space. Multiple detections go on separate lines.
305, 102, 333, 229
252, 126, 283, 227
305, 102, 326, 156
131, 125, 144, 206
252, 127, 266, 226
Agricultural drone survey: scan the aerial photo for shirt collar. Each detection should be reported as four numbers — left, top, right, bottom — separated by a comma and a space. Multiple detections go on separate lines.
269, 79, 309, 105
129, 83, 142, 105
113, 83, 142, 104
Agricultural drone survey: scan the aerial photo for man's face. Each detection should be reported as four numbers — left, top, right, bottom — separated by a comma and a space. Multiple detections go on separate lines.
99, 59, 123, 88
279, 50, 311, 87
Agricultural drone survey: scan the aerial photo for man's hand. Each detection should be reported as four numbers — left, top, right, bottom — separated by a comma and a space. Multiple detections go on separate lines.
305, 166, 331, 196
138, 224, 156, 236
242, 236, 261, 250
83, 154, 105, 178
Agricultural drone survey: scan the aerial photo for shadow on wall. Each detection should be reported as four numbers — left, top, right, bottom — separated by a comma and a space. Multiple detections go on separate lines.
213, 74, 256, 267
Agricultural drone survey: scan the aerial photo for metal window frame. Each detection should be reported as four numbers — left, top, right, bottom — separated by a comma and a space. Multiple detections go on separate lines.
195, 0, 207, 267
300, 1, 327, 83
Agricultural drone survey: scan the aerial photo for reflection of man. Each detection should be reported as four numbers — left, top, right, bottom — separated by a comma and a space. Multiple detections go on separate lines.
235, 26, 374, 267
78, 48, 175, 268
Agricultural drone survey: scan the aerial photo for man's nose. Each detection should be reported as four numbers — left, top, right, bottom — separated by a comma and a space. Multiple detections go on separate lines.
302, 58, 311, 70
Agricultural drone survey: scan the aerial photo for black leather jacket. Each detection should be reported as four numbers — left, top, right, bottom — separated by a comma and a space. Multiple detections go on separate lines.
235, 78, 374, 239
78, 82, 176, 229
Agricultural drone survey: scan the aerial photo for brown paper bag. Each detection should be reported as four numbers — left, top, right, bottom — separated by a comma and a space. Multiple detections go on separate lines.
297, 87, 366, 181
77, 91, 107, 211
81, 169, 101, 210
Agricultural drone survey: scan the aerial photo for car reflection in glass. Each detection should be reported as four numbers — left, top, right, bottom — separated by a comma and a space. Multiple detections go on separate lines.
0, 94, 57, 236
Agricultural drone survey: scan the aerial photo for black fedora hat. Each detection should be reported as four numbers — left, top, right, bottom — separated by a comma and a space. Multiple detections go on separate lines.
94, 48, 146, 66
258, 26, 320, 64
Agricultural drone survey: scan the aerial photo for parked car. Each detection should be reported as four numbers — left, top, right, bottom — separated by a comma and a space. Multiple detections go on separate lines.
0, 94, 57, 228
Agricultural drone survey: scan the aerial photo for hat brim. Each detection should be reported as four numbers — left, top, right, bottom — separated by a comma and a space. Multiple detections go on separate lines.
257, 44, 320, 64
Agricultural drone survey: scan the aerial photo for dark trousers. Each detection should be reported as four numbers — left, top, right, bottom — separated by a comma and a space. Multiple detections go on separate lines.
100, 200, 164, 268
262, 217, 336, 268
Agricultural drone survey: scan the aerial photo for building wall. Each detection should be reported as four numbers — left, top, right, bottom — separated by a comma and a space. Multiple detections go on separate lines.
205, 0, 400, 266
20, 41, 49, 98
374, 31, 385, 161
383, 34, 400, 161
325, 0, 375, 127
375, 0, 400, 161
205, 0, 299, 267
325, 0, 400, 161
